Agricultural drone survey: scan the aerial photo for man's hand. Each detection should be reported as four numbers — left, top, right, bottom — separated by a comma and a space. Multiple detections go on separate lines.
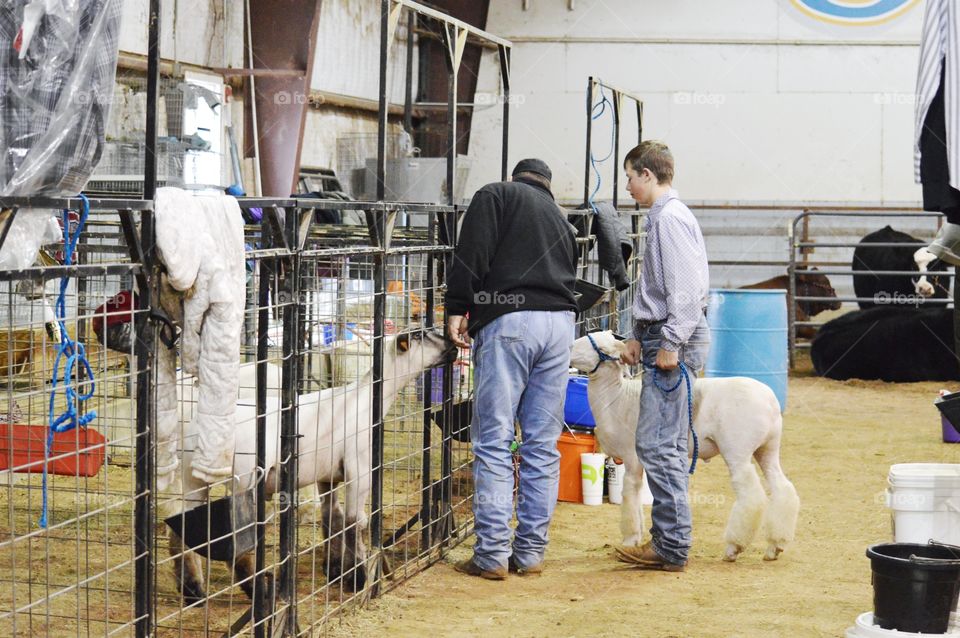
620, 339, 641, 366
656, 348, 679, 371
447, 315, 471, 348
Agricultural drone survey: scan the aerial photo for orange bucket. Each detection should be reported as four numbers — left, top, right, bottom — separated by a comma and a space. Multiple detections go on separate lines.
557, 430, 598, 503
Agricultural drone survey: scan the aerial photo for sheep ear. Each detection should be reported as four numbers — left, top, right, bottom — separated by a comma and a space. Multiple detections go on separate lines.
397, 334, 411, 352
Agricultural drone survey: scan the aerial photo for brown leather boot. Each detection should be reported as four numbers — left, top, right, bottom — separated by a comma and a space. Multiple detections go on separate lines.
614, 542, 685, 572
453, 558, 508, 580
508, 555, 544, 576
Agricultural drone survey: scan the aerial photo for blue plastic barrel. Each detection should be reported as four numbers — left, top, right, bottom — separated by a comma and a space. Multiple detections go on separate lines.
704, 289, 788, 412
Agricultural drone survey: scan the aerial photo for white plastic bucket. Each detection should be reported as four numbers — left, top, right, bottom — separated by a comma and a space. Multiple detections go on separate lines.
886, 464, 960, 546
580, 453, 604, 506
846, 612, 960, 637
606, 459, 625, 505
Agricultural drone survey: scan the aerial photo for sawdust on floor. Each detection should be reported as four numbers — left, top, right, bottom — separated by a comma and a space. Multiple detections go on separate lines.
324, 360, 958, 638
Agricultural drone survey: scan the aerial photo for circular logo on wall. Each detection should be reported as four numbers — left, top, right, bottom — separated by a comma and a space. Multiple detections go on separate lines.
789, 0, 921, 27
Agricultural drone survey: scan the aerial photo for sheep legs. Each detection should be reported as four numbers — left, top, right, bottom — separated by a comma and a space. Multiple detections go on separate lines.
319, 481, 368, 592
233, 551, 275, 602
620, 465, 645, 547
722, 460, 767, 562
756, 445, 800, 561
169, 530, 206, 604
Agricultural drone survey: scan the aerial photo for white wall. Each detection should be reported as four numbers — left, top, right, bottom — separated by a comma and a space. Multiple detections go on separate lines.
467, 0, 926, 205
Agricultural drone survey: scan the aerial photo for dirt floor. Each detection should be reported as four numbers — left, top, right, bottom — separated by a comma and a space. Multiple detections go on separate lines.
325, 357, 960, 638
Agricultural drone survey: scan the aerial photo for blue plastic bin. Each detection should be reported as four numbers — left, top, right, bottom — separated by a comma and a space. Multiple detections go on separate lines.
564, 376, 596, 428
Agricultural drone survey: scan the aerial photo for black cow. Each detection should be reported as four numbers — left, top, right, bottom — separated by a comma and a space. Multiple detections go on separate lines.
810, 306, 960, 382
852, 226, 949, 309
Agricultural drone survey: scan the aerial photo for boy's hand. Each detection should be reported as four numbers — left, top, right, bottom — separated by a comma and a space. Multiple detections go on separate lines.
620, 339, 641, 365
447, 315, 471, 348
656, 348, 679, 371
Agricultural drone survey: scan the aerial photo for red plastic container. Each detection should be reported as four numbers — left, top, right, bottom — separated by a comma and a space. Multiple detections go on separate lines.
0, 423, 106, 477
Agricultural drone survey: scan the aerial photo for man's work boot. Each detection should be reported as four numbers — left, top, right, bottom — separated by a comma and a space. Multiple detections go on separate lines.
508, 555, 544, 576
614, 541, 685, 572
453, 557, 507, 580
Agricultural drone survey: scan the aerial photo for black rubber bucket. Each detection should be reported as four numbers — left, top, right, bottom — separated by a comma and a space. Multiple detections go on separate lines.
867, 542, 960, 633
935, 391, 960, 431
164, 491, 258, 562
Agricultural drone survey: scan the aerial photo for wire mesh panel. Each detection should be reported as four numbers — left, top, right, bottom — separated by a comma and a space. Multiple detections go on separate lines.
289, 203, 469, 633
151, 207, 293, 637
0, 202, 145, 636
574, 208, 645, 338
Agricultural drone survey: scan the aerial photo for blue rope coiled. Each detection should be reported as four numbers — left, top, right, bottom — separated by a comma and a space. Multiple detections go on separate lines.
649, 361, 698, 475
584, 334, 698, 474
40, 194, 97, 528
588, 82, 617, 213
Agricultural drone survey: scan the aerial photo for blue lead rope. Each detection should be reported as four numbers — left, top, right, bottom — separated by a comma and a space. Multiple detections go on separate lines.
40, 194, 97, 528
587, 82, 616, 213
585, 334, 698, 474
648, 361, 698, 475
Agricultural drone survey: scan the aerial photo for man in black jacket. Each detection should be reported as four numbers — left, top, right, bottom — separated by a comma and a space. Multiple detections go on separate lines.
446, 159, 578, 579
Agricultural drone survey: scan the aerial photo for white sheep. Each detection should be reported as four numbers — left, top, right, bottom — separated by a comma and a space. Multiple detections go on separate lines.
165, 329, 456, 601
569, 331, 800, 562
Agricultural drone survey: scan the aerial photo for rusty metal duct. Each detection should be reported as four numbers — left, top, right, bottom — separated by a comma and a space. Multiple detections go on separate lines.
247, 0, 323, 197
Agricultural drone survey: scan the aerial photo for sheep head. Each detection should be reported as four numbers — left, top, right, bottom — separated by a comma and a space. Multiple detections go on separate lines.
570, 331, 627, 374
386, 327, 458, 380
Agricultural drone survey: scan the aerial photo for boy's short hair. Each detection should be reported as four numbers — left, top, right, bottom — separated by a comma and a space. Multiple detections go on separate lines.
624, 141, 674, 185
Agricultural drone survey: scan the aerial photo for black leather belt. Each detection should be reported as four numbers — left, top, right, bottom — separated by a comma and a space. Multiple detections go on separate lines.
634, 318, 665, 330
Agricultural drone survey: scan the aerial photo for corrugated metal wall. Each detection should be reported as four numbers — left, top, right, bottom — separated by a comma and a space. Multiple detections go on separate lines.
113, 0, 415, 188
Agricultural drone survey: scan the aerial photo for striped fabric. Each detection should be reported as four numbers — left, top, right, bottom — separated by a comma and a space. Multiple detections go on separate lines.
915, 0, 960, 189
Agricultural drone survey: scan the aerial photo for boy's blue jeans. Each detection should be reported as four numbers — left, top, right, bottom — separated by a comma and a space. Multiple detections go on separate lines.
636, 316, 710, 566
469, 310, 575, 571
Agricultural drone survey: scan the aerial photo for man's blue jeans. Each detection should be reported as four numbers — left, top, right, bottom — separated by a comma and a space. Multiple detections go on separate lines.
636, 316, 710, 566
470, 310, 575, 571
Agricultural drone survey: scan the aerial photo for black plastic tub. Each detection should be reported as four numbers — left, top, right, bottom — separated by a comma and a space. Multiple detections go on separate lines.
164, 491, 257, 562
935, 391, 960, 432
867, 542, 960, 633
